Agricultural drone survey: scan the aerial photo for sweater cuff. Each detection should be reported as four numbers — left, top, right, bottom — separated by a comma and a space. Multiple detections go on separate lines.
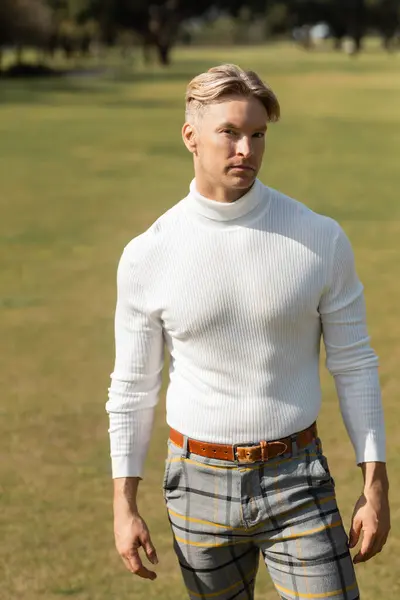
355, 430, 386, 465
108, 407, 155, 479
111, 455, 146, 479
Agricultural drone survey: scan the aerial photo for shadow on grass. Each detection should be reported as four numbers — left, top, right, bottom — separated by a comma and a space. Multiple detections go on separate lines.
0, 49, 225, 106
51, 587, 86, 596
0, 79, 180, 109
0, 47, 393, 105
0, 56, 210, 107
0, 69, 114, 106
0, 75, 191, 109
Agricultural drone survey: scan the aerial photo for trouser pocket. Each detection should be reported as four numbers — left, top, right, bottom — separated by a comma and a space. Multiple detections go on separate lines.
163, 441, 184, 503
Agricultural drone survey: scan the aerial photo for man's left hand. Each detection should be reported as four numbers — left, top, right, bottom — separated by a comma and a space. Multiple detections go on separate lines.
348, 466, 391, 564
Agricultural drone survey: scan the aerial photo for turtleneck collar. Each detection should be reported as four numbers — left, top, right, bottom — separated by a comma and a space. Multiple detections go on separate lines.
186, 178, 264, 222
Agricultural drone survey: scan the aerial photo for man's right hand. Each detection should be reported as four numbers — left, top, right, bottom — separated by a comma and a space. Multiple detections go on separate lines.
113, 477, 158, 580
114, 511, 158, 580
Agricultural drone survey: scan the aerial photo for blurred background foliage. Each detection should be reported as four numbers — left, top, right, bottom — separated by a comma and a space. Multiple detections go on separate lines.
0, 0, 399, 73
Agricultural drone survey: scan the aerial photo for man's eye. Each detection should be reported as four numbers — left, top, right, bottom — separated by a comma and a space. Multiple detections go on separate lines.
223, 129, 236, 135
253, 132, 265, 139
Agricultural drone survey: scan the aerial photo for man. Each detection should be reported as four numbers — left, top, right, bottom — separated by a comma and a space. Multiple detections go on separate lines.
106, 64, 390, 600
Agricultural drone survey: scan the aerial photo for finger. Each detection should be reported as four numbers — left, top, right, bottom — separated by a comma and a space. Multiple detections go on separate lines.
125, 552, 157, 580
381, 531, 390, 549
122, 555, 136, 574
123, 558, 157, 579
123, 548, 145, 575
130, 564, 157, 580
138, 523, 159, 565
348, 517, 362, 549
353, 532, 378, 564
360, 532, 387, 562
354, 547, 379, 563
360, 529, 376, 556
142, 536, 159, 565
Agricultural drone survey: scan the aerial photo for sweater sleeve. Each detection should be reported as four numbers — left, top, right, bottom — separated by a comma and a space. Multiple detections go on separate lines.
106, 246, 164, 478
318, 224, 386, 464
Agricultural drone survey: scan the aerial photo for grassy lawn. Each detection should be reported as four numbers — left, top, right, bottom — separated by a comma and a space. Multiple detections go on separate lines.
1, 42, 399, 599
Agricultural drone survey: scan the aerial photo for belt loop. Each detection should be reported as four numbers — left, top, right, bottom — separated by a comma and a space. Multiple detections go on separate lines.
181, 435, 190, 459
260, 440, 268, 462
291, 434, 298, 457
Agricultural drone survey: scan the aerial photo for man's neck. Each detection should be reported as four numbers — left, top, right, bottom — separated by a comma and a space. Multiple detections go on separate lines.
194, 175, 253, 204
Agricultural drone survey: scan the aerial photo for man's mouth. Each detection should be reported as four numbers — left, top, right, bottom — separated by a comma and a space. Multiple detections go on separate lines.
229, 165, 255, 171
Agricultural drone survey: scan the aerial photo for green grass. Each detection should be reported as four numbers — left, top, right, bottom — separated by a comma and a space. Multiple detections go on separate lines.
1, 43, 399, 600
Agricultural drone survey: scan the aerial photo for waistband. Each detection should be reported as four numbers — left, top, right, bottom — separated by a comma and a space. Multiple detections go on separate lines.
169, 422, 318, 464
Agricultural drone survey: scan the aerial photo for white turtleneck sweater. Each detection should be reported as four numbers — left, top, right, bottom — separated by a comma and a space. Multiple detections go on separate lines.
106, 179, 385, 478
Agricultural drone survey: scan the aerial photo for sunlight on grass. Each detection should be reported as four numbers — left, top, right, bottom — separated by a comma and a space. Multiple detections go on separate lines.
1, 43, 399, 599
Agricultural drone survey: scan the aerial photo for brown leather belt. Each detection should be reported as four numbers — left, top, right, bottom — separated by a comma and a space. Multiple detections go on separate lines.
169, 422, 318, 464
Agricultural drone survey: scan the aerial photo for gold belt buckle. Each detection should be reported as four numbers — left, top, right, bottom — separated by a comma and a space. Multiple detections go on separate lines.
234, 440, 289, 463
234, 444, 262, 463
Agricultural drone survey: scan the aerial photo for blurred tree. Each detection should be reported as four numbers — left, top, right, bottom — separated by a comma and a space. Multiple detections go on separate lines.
108, 0, 400, 58
367, 0, 400, 50
281, 0, 365, 52
4, 0, 393, 68
87, 0, 182, 65
188, 0, 368, 52
0, 0, 52, 67
46, 0, 92, 20
264, 2, 291, 37
44, 0, 100, 59
62, 0, 400, 60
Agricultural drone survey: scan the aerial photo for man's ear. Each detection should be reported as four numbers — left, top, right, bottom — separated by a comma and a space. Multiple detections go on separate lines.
182, 122, 197, 154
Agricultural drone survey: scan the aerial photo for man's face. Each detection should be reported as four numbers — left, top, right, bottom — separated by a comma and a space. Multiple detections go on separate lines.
190, 95, 268, 193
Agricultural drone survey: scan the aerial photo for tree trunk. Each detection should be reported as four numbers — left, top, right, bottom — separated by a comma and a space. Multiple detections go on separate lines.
157, 42, 170, 66
353, 34, 363, 54
142, 32, 155, 65
16, 44, 23, 65
333, 37, 342, 51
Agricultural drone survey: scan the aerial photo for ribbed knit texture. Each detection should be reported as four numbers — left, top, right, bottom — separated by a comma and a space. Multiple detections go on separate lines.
106, 179, 385, 478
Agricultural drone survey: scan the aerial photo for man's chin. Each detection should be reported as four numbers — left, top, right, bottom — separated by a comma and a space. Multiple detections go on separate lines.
228, 171, 257, 188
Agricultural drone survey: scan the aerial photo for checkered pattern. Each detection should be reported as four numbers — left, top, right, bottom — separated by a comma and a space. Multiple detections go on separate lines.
163, 437, 359, 600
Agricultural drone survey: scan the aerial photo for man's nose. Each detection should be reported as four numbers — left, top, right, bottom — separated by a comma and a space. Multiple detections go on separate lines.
236, 136, 252, 158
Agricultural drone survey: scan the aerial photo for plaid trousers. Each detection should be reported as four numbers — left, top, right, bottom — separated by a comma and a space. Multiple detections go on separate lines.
163, 435, 360, 600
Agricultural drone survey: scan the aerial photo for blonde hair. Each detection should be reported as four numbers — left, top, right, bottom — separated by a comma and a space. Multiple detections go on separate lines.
185, 63, 280, 123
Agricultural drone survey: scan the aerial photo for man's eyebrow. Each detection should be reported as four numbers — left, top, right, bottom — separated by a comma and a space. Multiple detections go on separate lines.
218, 122, 238, 129
218, 122, 267, 131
